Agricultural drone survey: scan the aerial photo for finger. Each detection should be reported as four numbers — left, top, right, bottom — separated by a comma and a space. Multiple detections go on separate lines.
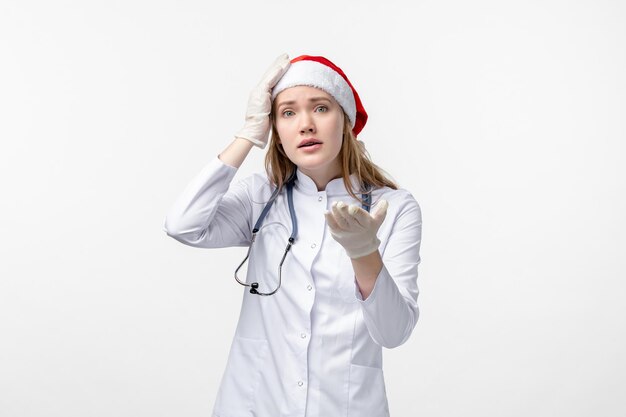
347, 204, 371, 228
324, 211, 341, 231
334, 202, 362, 230
371, 200, 389, 225
331, 202, 351, 229
262, 53, 291, 88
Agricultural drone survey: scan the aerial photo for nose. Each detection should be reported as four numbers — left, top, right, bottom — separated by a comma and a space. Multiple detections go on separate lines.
299, 113, 316, 134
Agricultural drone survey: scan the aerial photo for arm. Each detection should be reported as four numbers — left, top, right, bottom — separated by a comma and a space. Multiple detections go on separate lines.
354, 198, 422, 348
162, 141, 254, 248
325, 195, 422, 348
218, 137, 254, 168
350, 250, 383, 300
163, 54, 290, 247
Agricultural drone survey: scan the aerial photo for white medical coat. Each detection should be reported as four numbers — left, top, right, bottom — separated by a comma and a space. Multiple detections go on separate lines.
163, 156, 422, 417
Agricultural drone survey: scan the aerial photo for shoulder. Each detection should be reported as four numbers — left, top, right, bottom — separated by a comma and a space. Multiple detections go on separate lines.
374, 185, 421, 220
238, 171, 272, 190
231, 170, 276, 203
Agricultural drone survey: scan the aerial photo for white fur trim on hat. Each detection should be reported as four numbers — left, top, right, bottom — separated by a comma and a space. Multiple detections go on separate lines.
271, 60, 357, 127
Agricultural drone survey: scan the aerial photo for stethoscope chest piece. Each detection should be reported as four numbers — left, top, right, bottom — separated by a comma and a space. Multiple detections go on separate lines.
234, 174, 371, 296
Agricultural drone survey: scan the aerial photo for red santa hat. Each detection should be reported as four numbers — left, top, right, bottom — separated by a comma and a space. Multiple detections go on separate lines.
271, 55, 368, 137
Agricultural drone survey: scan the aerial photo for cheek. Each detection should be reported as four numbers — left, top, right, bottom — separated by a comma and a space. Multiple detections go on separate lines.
332, 112, 345, 134
274, 122, 288, 143
275, 117, 296, 134
333, 118, 345, 143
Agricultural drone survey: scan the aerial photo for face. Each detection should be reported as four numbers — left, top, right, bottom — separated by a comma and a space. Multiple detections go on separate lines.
273, 86, 345, 181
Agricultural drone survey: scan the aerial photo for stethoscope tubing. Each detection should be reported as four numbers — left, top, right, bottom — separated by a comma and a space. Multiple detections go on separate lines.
234, 173, 371, 296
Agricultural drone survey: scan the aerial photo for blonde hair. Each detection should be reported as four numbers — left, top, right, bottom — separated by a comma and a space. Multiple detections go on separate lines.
264, 109, 398, 209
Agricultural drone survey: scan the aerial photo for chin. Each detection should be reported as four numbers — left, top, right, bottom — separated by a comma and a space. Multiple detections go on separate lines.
294, 156, 328, 168
287, 149, 341, 171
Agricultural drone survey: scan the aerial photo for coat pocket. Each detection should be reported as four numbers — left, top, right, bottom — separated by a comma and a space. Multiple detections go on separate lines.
348, 363, 390, 417
213, 336, 269, 417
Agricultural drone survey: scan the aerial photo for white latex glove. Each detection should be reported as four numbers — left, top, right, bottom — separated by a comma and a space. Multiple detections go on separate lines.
234, 53, 291, 149
324, 200, 389, 259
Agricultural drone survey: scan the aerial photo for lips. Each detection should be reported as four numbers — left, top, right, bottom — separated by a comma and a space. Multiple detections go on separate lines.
298, 138, 322, 148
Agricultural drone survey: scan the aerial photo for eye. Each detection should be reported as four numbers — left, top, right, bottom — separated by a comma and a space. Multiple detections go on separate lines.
315, 105, 328, 113
282, 110, 295, 117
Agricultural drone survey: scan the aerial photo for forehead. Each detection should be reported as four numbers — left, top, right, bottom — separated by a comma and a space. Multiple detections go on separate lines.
273, 85, 335, 105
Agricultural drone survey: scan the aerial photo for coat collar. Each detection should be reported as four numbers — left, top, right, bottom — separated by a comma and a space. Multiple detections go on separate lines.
295, 168, 364, 197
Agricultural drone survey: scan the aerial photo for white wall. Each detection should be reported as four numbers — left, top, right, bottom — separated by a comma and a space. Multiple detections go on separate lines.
1, 0, 625, 416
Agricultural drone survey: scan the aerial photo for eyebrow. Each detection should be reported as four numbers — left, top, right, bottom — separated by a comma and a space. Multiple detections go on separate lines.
275, 97, 332, 109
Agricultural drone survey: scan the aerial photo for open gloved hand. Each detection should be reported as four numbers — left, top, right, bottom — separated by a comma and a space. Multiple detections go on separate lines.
324, 200, 389, 259
234, 53, 291, 149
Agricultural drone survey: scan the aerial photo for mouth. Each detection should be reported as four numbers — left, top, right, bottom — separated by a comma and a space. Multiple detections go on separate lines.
298, 139, 323, 148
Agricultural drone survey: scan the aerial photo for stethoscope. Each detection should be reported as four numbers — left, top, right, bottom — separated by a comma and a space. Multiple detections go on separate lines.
234, 172, 372, 296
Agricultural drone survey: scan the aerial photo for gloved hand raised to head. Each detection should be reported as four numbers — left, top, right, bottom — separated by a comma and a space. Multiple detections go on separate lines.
324, 200, 389, 259
234, 53, 291, 149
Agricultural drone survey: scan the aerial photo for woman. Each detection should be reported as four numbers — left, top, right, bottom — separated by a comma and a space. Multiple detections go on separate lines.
163, 53, 423, 417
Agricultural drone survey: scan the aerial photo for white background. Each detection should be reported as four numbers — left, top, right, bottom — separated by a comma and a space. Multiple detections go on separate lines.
1, 0, 625, 416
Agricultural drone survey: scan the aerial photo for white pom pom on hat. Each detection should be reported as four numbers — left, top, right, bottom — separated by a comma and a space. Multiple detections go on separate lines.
271, 55, 368, 137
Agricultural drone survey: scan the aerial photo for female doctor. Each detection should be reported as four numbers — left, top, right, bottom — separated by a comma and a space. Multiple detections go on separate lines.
163, 53, 423, 417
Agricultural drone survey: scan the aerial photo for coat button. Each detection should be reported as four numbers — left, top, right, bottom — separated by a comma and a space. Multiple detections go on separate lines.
311, 243, 316, 248
298, 381, 304, 387
318, 196, 323, 202
307, 285, 312, 291
301, 333, 307, 339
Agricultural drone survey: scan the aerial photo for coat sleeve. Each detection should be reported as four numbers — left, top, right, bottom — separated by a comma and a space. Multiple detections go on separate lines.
162, 156, 253, 248
354, 194, 422, 348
